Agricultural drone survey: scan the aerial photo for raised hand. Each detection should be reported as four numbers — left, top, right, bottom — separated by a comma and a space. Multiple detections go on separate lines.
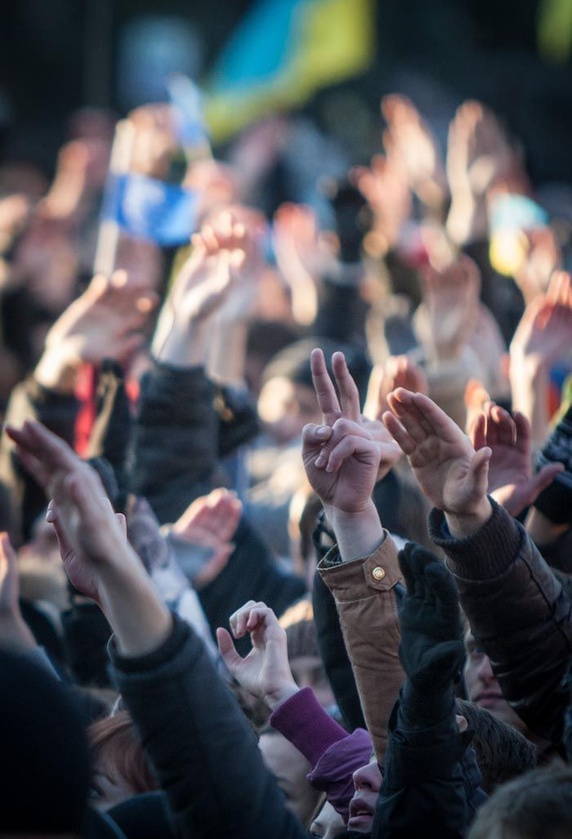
170, 488, 243, 589
5, 421, 129, 603
414, 254, 481, 360
152, 212, 259, 366
470, 404, 563, 518
35, 270, 158, 391
510, 270, 572, 368
302, 349, 399, 516
383, 388, 492, 532
5, 420, 170, 656
364, 355, 428, 422
216, 601, 299, 710
381, 94, 448, 207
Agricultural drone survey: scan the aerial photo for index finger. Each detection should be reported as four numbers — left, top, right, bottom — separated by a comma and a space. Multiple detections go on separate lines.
332, 352, 361, 423
6, 421, 80, 477
311, 348, 340, 424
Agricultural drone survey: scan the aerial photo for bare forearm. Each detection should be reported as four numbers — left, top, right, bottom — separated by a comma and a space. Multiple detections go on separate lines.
97, 552, 172, 657
327, 501, 385, 562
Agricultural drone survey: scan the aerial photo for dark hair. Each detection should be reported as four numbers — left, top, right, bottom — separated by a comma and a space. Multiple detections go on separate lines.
456, 699, 536, 795
467, 763, 572, 839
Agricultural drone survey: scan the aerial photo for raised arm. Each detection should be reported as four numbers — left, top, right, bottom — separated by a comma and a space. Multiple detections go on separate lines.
6, 420, 306, 839
303, 348, 404, 762
383, 390, 572, 745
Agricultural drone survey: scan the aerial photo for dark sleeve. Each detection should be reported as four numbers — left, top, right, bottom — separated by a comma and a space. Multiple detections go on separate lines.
537, 527, 572, 575
313, 275, 368, 347
198, 516, 306, 655
430, 499, 572, 745
0, 377, 80, 542
130, 362, 224, 523
109, 615, 308, 839
84, 360, 132, 505
312, 571, 367, 732
373, 697, 470, 839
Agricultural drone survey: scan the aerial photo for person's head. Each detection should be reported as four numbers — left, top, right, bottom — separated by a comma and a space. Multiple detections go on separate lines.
464, 630, 529, 734
347, 755, 382, 834
456, 699, 537, 794
309, 799, 346, 838
467, 763, 572, 839
279, 598, 335, 709
258, 728, 322, 826
89, 710, 158, 811
258, 339, 371, 444
0, 649, 92, 835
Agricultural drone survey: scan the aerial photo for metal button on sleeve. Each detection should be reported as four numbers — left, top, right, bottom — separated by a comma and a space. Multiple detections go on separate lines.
372, 566, 386, 581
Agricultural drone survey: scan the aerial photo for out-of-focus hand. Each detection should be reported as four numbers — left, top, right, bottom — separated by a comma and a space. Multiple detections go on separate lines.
171, 488, 242, 589
382, 94, 448, 207
510, 270, 572, 369
416, 254, 481, 360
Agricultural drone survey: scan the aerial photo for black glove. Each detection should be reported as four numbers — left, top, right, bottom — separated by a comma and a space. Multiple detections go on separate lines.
398, 543, 464, 722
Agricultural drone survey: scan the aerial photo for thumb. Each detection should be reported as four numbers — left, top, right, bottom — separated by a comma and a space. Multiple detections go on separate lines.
531, 463, 565, 501
216, 627, 243, 674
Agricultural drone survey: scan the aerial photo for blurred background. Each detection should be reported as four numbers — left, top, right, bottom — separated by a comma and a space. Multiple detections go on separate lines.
2, 0, 572, 182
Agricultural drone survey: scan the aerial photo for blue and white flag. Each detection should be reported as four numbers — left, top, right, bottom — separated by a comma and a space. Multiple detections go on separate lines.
102, 172, 198, 246
166, 73, 210, 150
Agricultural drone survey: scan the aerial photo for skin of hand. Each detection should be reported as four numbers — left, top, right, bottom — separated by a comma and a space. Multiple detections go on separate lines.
216, 601, 299, 710
364, 356, 428, 422
446, 100, 518, 245
171, 488, 243, 589
128, 103, 178, 179
470, 404, 564, 518
510, 270, 572, 370
381, 94, 448, 207
416, 255, 481, 361
464, 379, 491, 435
303, 350, 400, 512
5, 421, 171, 656
352, 153, 412, 252
383, 388, 493, 536
35, 270, 158, 392
0, 532, 38, 653
151, 212, 256, 366
302, 349, 399, 560
509, 270, 572, 445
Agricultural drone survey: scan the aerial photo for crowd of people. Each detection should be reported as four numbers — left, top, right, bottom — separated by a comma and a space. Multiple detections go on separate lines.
0, 80, 572, 839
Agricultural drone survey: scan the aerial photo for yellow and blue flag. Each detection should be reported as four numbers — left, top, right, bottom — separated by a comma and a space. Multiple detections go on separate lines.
102, 172, 198, 246
204, 0, 376, 142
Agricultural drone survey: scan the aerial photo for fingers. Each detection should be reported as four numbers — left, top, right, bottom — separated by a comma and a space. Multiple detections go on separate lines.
471, 446, 492, 490
382, 410, 418, 456
216, 627, 243, 673
311, 348, 340, 422
332, 352, 361, 423
302, 423, 333, 459
228, 601, 280, 640
470, 413, 487, 451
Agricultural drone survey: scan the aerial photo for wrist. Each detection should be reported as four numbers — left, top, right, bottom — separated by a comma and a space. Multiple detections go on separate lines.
445, 496, 493, 538
265, 682, 300, 711
34, 346, 80, 393
327, 501, 385, 562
